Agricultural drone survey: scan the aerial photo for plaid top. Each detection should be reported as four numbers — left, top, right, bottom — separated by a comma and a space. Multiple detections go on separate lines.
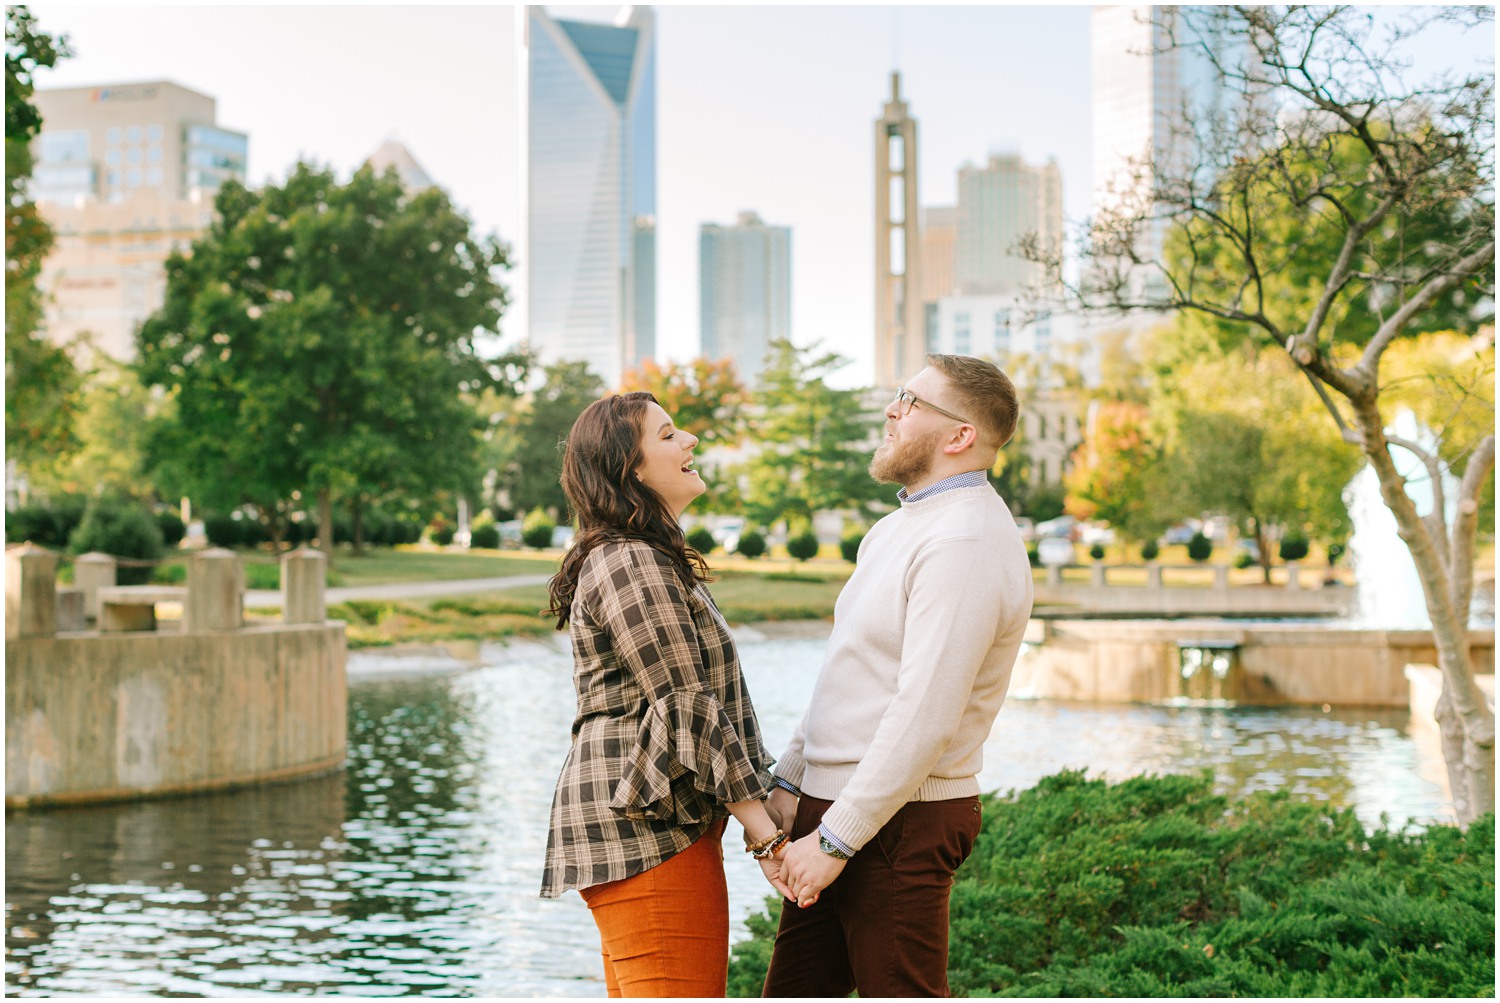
540, 538, 774, 898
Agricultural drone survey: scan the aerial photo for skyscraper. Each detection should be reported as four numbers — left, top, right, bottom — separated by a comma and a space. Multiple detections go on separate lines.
522, 5, 656, 391
1091, 5, 1226, 301
955, 153, 1063, 297
699, 211, 790, 385
874, 72, 925, 390
29, 81, 248, 361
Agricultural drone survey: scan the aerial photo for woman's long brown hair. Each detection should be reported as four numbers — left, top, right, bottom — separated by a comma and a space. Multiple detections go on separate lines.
545, 392, 711, 629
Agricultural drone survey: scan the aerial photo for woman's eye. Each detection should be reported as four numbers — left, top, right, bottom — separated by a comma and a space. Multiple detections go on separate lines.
664, 432, 675, 439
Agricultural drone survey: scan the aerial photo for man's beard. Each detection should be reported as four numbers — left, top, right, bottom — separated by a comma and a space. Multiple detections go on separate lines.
869, 426, 942, 486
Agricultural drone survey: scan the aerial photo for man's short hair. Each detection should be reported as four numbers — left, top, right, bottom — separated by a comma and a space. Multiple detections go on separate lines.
926, 354, 1019, 451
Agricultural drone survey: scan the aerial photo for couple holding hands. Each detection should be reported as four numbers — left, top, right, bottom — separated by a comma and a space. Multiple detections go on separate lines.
540, 354, 1034, 998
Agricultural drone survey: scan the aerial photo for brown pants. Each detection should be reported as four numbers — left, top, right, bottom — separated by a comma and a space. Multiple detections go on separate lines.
763, 795, 982, 998
580, 819, 729, 998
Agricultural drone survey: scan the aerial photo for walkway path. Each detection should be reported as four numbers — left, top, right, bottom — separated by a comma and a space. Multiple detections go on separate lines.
244, 574, 552, 609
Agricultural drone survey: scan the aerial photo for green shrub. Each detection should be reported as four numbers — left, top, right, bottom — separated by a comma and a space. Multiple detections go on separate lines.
786, 529, 820, 562
727, 771, 1496, 998
1187, 531, 1214, 562
1234, 551, 1257, 570
69, 496, 164, 585
203, 514, 241, 548
1089, 543, 1106, 561
469, 523, 501, 549
1279, 531, 1310, 563
687, 526, 716, 554
521, 507, 556, 549
239, 517, 269, 547
1140, 539, 1160, 562
1327, 541, 1346, 565
736, 530, 767, 559
6, 504, 58, 546
840, 527, 866, 563
156, 510, 186, 547
1026, 543, 1039, 567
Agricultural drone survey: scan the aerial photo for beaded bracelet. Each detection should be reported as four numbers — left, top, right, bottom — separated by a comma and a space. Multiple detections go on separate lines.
744, 828, 786, 855
751, 832, 789, 860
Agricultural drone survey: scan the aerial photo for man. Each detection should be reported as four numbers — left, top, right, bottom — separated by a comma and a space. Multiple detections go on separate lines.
764, 354, 1034, 997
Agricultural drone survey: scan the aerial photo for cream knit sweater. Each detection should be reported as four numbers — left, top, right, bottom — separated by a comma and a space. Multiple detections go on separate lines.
774, 483, 1033, 851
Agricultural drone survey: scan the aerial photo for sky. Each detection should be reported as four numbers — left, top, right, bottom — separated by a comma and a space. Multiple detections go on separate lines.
28, 5, 1495, 387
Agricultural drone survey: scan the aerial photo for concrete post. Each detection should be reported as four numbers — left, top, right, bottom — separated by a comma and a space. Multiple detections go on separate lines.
1213, 564, 1230, 590
1146, 563, 1164, 589
74, 552, 117, 622
281, 547, 327, 624
55, 589, 86, 631
1285, 562, 1301, 590
1091, 563, 1108, 588
1046, 565, 1064, 587
185, 548, 243, 632
6, 544, 57, 638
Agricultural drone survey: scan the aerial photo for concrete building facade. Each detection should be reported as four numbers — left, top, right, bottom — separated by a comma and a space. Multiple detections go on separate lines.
29, 80, 248, 362
955, 153, 1063, 297
522, 6, 657, 391
699, 211, 790, 385
873, 72, 926, 390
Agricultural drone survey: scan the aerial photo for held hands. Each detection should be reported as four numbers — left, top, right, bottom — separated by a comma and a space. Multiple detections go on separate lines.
765, 786, 798, 831
778, 831, 847, 908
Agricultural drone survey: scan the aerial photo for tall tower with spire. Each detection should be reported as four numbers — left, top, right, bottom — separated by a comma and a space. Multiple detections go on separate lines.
874, 72, 925, 389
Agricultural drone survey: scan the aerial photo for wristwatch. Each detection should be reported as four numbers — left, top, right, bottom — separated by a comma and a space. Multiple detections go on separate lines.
818, 834, 851, 860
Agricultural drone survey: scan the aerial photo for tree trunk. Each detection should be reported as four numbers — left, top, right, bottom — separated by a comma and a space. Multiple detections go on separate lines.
352, 495, 365, 555
317, 489, 333, 555
1356, 402, 1495, 822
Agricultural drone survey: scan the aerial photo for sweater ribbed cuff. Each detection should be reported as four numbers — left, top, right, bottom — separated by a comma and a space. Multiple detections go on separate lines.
772, 750, 807, 789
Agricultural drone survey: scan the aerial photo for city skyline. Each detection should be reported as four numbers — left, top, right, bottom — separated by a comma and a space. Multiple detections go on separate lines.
27, 6, 1492, 387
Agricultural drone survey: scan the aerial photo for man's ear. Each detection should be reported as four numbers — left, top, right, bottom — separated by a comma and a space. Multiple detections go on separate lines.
944, 425, 978, 454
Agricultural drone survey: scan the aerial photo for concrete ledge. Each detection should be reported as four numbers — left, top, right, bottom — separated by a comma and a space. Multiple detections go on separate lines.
1014, 619, 1495, 708
6, 622, 347, 808
1405, 664, 1497, 731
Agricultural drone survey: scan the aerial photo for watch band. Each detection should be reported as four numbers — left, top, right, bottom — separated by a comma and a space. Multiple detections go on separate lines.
818, 834, 852, 860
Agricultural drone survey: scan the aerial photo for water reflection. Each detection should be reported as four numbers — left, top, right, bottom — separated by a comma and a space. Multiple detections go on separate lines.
6, 638, 1455, 997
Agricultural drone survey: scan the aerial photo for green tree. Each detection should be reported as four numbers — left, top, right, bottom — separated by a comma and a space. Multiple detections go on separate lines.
495, 360, 605, 519
27, 358, 152, 500
619, 355, 748, 445
1149, 341, 1360, 582
5, 6, 82, 473
1062, 400, 1172, 546
137, 162, 520, 551
1035, 7, 1496, 819
737, 340, 884, 526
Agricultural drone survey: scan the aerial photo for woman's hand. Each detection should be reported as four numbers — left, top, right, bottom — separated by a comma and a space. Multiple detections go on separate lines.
756, 852, 794, 901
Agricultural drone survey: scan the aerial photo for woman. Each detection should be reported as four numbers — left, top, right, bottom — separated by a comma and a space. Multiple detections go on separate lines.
541, 392, 790, 998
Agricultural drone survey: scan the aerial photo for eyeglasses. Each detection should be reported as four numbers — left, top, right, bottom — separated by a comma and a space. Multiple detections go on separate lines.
892, 387, 971, 425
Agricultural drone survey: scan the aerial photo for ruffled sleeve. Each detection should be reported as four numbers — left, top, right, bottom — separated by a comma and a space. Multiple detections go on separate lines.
610, 689, 768, 824
584, 541, 772, 822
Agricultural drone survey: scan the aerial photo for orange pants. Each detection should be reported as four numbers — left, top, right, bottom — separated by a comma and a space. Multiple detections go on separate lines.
580, 820, 730, 998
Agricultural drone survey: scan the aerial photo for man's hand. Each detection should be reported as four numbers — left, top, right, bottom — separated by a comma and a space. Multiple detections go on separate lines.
766, 786, 798, 831
778, 831, 847, 908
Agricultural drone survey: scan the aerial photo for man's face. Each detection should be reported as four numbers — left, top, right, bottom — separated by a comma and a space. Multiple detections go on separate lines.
868, 368, 960, 487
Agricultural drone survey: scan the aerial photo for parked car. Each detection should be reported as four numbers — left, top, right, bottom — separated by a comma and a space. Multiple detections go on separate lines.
1163, 522, 1197, 546
1037, 537, 1076, 567
551, 526, 576, 550
711, 517, 746, 554
1080, 523, 1116, 546
1035, 515, 1078, 540
1236, 538, 1261, 561
1014, 516, 1036, 542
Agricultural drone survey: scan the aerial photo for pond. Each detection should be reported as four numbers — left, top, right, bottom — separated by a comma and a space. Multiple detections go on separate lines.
5, 638, 1454, 997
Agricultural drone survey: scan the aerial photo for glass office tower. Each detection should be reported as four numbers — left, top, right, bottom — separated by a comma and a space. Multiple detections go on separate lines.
523, 6, 656, 391
699, 212, 790, 386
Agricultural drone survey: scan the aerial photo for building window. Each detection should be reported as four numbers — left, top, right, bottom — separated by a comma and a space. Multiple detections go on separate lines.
127, 146, 142, 164
126, 125, 142, 143
37, 129, 89, 164
105, 126, 122, 145
147, 145, 162, 163
955, 328, 971, 354
106, 149, 121, 166
146, 166, 164, 186
126, 168, 142, 187
146, 124, 163, 142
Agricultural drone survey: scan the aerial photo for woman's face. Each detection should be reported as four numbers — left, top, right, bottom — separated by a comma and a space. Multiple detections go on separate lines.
634, 401, 705, 516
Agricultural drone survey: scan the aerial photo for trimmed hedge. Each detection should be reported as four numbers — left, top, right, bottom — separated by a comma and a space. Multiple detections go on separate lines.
786, 530, 820, 562
736, 530, 767, 559
727, 771, 1494, 998
69, 496, 164, 585
687, 526, 716, 555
